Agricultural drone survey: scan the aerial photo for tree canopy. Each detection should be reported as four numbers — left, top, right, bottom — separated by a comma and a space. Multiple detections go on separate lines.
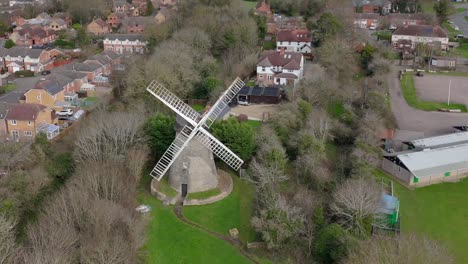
211, 118, 256, 161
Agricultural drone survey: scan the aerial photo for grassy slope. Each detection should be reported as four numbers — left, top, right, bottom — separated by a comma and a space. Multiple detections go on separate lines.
183, 174, 256, 243
186, 188, 221, 200
138, 192, 251, 264
400, 73, 467, 112
455, 43, 468, 58
374, 170, 468, 263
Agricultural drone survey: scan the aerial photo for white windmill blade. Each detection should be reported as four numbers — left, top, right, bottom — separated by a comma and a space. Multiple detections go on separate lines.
201, 77, 245, 128
149, 125, 196, 180
146, 80, 200, 126
195, 127, 244, 171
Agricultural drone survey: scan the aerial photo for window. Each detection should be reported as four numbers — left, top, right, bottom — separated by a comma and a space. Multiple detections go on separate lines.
24, 131, 33, 136
27, 120, 32, 126
288, 69, 293, 73
259, 74, 263, 79
37, 95, 41, 100
268, 75, 272, 80
262, 67, 265, 72
11, 120, 17, 125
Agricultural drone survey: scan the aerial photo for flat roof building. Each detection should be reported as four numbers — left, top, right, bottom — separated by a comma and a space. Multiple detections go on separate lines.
382, 132, 468, 187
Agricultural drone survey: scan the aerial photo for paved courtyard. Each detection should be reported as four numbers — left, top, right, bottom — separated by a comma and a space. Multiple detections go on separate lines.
414, 74, 468, 106
230, 104, 279, 120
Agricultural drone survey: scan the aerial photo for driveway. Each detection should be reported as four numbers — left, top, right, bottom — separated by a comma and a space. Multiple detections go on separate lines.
0, 76, 42, 103
450, 4, 468, 36
388, 65, 468, 137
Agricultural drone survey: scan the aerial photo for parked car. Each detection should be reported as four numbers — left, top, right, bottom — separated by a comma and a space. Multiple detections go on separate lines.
416, 71, 424, 77
455, 34, 465, 39
454, 25, 460, 30
369, 25, 377, 30
238, 100, 250, 106
56, 109, 73, 116
41, 70, 51, 75
72, 110, 85, 120
389, 25, 397, 30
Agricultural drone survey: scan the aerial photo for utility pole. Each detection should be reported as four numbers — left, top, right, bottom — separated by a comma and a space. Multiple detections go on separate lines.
448, 79, 452, 106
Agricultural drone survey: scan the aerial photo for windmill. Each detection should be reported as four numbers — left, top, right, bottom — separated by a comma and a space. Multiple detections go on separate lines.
146, 77, 245, 195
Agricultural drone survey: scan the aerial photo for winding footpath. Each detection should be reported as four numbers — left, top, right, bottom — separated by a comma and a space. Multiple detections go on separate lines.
173, 200, 260, 264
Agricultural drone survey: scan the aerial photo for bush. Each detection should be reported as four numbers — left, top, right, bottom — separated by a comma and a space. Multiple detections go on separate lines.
47, 153, 74, 183
14, 70, 34, 78
4, 39, 15, 48
211, 118, 256, 160
144, 114, 176, 160
314, 224, 355, 263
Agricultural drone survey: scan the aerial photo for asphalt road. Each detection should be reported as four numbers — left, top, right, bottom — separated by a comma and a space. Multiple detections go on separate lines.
0, 76, 41, 103
450, 4, 468, 36
388, 65, 468, 137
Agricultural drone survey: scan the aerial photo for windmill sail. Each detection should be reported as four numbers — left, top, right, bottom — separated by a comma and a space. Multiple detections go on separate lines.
195, 127, 244, 171
201, 77, 245, 128
149, 125, 196, 180
146, 80, 200, 126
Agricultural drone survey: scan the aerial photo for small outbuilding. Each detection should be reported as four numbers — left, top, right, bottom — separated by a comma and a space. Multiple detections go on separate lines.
237, 86, 283, 104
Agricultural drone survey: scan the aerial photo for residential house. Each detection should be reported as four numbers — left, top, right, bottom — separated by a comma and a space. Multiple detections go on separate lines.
354, 13, 430, 29
276, 29, 312, 54
53, 12, 72, 27
256, 50, 304, 87
0, 103, 9, 141
114, 0, 132, 14
254, 0, 272, 16
62, 62, 103, 81
9, 25, 57, 47
354, 13, 380, 29
26, 70, 88, 109
132, 0, 148, 14
102, 50, 122, 67
5, 103, 57, 142
107, 12, 127, 28
46, 18, 68, 31
391, 25, 449, 51
103, 34, 147, 54
359, 0, 391, 14
122, 16, 150, 33
84, 54, 113, 75
0, 46, 52, 73
267, 16, 276, 35
87, 18, 111, 35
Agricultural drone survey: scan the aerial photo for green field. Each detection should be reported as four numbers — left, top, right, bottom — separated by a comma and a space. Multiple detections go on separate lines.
455, 42, 468, 58
401, 73, 467, 112
138, 193, 251, 264
374, 170, 468, 263
242, 0, 257, 10
183, 174, 256, 243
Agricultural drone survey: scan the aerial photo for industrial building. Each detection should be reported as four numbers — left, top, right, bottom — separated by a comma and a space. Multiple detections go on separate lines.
382, 132, 468, 187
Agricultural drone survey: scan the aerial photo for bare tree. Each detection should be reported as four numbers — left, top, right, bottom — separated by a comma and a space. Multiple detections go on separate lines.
330, 177, 381, 235
346, 233, 455, 264
0, 214, 18, 264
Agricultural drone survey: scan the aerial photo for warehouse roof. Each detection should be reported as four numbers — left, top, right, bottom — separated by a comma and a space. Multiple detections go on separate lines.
395, 143, 468, 178
409, 131, 468, 149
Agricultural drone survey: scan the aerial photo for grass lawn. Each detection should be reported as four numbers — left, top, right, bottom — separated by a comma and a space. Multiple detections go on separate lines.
242, 0, 257, 10
455, 42, 468, 58
455, 7, 467, 13
158, 177, 178, 198
400, 73, 467, 112
186, 188, 221, 200
192, 104, 205, 112
244, 120, 262, 129
1, 83, 16, 93
85, 97, 97, 102
420, 0, 435, 14
374, 170, 468, 263
263, 39, 276, 50
427, 71, 468, 77
443, 22, 461, 38
137, 192, 251, 264
183, 173, 256, 243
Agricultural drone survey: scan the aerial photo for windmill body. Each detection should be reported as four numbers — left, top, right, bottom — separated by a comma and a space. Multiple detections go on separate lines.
146, 78, 245, 195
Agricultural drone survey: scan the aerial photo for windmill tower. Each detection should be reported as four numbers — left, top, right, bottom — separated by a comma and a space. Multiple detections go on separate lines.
146, 78, 245, 196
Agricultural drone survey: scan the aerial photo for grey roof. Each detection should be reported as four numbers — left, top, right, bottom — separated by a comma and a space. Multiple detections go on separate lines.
54, 70, 87, 80
2, 46, 43, 58
86, 54, 112, 65
63, 62, 101, 72
102, 50, 121, 60
410, 132, 468, 149
396, 143, 468, 178
122, 16, 150, 26
104, 33, 145, 42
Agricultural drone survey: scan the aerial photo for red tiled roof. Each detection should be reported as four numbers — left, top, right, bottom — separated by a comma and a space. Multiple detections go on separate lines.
258, 51, 302, 70
393, 25, 448, 38
277, 29, 311, 42
5, 103, 47, 121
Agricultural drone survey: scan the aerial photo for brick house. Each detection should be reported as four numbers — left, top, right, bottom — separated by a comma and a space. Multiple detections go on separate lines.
107, 12, 127, 28
0, 46, 52, 73
87, 18, 111, 35
122, 16, 150, 33
360, 0, 391, 14
391, 25, 449, 51
62, 62, 103, 81
132, 0, 148, 14
256, 50, 304, 87
26, 70, 88, 109
103, 34, 147, 54
254, 0, 272, 16
114, 0, 133, 14
53, 12, 72, 27
46, 18, 67, 31
9, 25, 57, 47
354, 13, 430, 29
84, 54, 113, 75
5, 103, 57, 142
276, 29, 312, 54
102, 50, 123, 69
